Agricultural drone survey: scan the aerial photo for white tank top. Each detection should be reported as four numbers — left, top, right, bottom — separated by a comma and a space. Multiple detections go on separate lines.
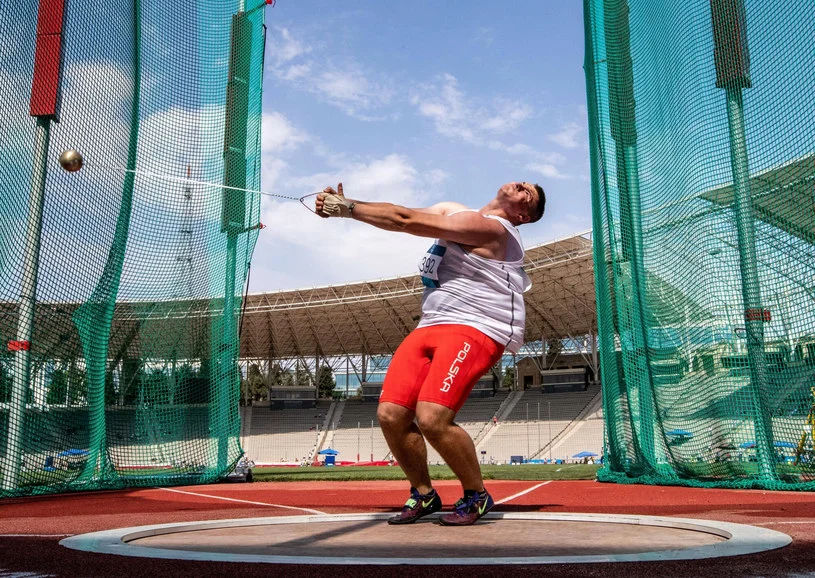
415, 212, 531, 353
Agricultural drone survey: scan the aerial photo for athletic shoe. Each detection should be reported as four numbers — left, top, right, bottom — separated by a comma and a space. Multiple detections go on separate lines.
387, 487, 442, 525
437, 490, 494, 526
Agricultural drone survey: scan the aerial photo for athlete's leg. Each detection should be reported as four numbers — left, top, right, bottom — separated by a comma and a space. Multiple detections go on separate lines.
377, 328, 435, 495
415, 401, 483, 492
377, 402, 432, 494
411, 325, 503, 493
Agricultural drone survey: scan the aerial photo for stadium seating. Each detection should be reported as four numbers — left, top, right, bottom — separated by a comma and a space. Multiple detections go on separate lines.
241, 401, 331, 464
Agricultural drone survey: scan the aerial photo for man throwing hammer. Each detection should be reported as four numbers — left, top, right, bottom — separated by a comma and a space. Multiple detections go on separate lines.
316, 181, 544, 525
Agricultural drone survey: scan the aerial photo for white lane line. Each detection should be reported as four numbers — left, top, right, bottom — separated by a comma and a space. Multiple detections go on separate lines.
156, 487, 327, 515
755, 521, 815, 525
0, 534, 73, 538
495, 481, 552, 505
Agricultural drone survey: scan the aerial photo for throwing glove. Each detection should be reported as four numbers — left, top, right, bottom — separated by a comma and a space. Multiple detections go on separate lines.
321, 193, 355, 218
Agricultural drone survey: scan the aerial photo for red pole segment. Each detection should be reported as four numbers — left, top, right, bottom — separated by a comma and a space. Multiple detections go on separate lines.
30, 0, 67, 119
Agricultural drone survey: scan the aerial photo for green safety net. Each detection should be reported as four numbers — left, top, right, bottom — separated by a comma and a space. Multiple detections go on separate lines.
0, 0, 265, 497
585, 0, 815, 489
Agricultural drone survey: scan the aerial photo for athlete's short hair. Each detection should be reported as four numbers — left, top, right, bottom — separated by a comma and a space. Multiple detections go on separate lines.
530, 183, 546, 223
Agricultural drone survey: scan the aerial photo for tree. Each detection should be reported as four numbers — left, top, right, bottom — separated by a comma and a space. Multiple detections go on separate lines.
105, 371, 118, 406
294, 361, 312, 387
0, 356, 10, 402
503, 366, 515, 389
47, 367, 68, 405
143, 368, 170, 405
245, 363, 267, 403
268, 363, 283, 387
317, 364, 335, 399
67, 361, 87, 405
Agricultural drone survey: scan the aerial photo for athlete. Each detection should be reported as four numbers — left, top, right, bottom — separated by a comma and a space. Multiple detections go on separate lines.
315, 180, 545, 525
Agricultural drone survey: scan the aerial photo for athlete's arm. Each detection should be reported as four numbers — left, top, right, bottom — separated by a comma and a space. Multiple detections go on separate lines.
316, 184, 506, 248
410, 201, 470, 216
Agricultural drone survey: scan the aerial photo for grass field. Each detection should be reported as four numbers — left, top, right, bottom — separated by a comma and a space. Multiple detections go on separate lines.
251, 464, 601, 483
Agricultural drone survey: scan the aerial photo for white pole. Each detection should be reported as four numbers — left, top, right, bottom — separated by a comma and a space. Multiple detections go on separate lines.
4, 118, 51, 491
526, 403, 530, 460
548, 401, 552, 462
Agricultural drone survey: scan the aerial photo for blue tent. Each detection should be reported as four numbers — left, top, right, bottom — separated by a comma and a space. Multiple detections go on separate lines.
573, 451, 598, 458
57, 449, 89, 458
318, 448, 339, 455
739, 441, 796, 449
666, 429, 693, 437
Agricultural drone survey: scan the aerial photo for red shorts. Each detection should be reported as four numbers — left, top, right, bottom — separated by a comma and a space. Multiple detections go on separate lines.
379, 324, 504, 413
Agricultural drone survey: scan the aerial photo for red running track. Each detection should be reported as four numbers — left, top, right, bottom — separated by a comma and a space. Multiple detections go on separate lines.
1, 479, 814, 577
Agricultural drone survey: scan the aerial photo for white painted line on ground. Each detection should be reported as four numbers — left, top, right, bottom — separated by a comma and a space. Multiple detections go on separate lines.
496, 481, 552, 505
61, 512, 793, 565
156, 487, 327, 515
0, 534, 73, 538
755, 521, 815, 526
0, 570, 56, 578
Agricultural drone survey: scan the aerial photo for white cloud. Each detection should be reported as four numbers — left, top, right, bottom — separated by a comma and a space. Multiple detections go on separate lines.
272, 27, 312, 64
480, 99, 533, 134
548, 122, 583, 149
280, 63, 311, 81
411, 74, 571, 179
526, 162, 569, 180
412, 75, 532, 141
261, 157, 289, 192
266, 26, 393, 120
262, 111, 309, 152
411, 74, 475, 142
474, 27, 496, 47
285, 154, 424, 205
259, 111, 310, 193
425, 169, 449, 186
250, 154, 439, 291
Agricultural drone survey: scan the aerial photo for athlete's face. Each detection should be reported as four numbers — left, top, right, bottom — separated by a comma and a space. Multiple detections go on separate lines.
498, 182, 538, 224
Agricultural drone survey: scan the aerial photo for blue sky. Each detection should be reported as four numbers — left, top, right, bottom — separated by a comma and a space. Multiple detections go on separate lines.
250, 0, 591, 292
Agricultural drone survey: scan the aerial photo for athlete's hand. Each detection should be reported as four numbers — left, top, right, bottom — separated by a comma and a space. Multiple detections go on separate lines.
316, 183, 354, 218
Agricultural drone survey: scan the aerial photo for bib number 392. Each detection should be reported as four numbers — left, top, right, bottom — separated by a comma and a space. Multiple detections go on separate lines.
419, 243, 446, 288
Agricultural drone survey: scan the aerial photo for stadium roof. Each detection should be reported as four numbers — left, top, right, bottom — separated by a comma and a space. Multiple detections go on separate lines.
699, 153, 814, 244
0, 231, 597, 363
238, 231, 596, 359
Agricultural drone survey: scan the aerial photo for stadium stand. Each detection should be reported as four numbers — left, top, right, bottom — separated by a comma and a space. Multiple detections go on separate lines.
329, 400, 390, 462
241, 401, 331, 464
479, 384, 601, 463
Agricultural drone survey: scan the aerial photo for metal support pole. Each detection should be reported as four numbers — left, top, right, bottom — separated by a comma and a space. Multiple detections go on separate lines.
512, 354, 518, 391
622, 144, 657, 461
526, 403, 530, 460
591, 331, 599, 384
216, 233, 238, 473
709, 0, 776, 480
724, 88, 774, 477
548, 401, 552, 462
601, 0, 666, 475
3, 118, 51, 490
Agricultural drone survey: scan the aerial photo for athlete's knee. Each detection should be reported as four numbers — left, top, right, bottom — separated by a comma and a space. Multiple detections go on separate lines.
377, 402, 413, 431
415, 407, 454, 440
